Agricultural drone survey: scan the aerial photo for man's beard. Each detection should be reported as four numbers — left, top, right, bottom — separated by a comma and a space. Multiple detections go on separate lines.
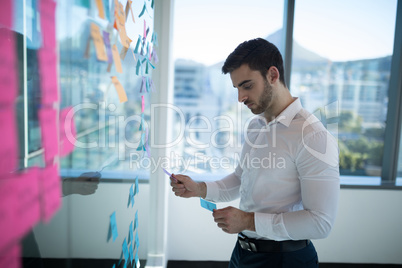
250, 80, 273, 114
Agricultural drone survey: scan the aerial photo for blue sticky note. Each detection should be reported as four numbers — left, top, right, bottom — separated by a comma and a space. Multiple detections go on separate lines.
135, 59, 142, 75
110, 212, 118, 241
200, 198, 216, 211
138, 3, 146, 17
135, 231, 140, 249
122, 238, 129, 261
135, 176, 139, 195
129, 221, 134, 244
129, 243, 133, 265
134, 210, 139, 230
134, 35, 141, 54
128, 184, 134, 208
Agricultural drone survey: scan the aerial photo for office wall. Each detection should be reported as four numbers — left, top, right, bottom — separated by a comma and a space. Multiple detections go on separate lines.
167, 188, 402, 264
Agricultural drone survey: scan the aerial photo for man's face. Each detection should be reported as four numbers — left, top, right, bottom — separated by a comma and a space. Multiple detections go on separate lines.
230, 64, 273, 114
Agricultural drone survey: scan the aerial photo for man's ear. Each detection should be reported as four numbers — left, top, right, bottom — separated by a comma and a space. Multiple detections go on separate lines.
266, 66, 280, 84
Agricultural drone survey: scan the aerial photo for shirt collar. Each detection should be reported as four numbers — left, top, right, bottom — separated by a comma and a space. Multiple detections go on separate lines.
257, 97, 302, 127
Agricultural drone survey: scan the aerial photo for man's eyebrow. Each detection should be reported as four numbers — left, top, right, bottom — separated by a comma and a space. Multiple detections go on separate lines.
234, 79, 252, 88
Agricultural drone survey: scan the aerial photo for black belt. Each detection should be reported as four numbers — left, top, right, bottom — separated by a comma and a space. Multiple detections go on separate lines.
238, 233, 310, 253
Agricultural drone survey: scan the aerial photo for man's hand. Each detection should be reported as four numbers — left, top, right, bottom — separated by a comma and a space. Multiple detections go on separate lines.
63, 172, 100, 196
170, 174, 206, 199
213, 206, 255, 234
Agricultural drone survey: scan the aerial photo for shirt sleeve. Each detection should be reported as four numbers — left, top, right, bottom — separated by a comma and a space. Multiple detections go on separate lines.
205, 172, 241, 202
254, 130, 340, 241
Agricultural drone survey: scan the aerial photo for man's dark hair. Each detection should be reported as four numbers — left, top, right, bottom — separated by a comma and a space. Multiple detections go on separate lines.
222, 38, 286, 87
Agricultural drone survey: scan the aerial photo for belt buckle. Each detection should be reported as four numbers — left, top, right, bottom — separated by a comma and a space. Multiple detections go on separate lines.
238, 234, 258, 252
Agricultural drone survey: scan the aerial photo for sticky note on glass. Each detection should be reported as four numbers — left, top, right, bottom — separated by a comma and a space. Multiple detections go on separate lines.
90, 23, 108, 61
200, 199, 216, 211
111, 76, 128, 103
95, 0, 105, 19
111, 44, 123, 73
110, 211, 118, 242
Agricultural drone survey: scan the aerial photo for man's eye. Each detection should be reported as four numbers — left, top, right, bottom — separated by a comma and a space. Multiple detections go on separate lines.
244, 84, 252, 90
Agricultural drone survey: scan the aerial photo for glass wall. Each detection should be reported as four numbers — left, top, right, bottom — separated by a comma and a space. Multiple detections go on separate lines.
172, 0, 284, 181
290, 0, 397, 184
11, 0, 155, 266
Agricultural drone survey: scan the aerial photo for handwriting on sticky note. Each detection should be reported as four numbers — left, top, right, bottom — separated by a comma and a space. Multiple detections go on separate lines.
115, 2, 132, 48
200, 199, 216, 211
90, 23, 108, 61
111, 76, 128, 103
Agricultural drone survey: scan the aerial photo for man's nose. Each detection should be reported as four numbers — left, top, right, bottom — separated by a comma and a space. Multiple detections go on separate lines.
238, 89, 247, 103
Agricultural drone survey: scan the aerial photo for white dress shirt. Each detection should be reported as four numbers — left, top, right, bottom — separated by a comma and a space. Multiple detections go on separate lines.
205, 98, 340, 241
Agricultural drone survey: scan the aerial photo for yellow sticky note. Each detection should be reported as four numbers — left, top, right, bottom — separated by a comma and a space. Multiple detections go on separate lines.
95, 0, 105, 19
111, 76, 128, 103
112, 44, 123, 73
90, 23, 108, 61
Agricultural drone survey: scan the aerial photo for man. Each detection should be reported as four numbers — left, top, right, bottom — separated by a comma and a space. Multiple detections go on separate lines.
170, 38, 339, 267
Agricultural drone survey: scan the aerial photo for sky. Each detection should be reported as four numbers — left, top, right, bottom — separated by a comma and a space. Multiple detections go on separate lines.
173, 0, 398, 65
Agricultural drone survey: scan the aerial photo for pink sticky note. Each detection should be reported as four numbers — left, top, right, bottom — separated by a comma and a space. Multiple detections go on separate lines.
39, 0, 56, 49
0, 107, 18, 178
143, 20, 147, 39
141, 95, 145, 113
0, 243, 21, 268
38, 49, 59, 104
39, 108, 59, 164
59, 106, 76, 157
0, 0, 13, 28
0, 178, 18, 253
39, 165, 62, 223
0, 28, 18, 104
14, 168, 41, 238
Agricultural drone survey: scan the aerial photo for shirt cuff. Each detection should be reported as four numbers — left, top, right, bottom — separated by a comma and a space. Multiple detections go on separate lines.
204, 181, 220, 201
254, 212, 290, 241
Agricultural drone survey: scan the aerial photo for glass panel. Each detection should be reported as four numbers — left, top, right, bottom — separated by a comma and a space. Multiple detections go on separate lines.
172, 0, 284, 180
58, 1, 154, 179
291, 0, 397, 182
17, 0, 155, 266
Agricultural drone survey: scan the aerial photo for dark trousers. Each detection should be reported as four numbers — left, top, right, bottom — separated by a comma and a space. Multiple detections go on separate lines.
229, 240, 319, 268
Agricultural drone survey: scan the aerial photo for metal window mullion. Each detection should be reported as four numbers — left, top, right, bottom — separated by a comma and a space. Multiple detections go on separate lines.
381, 0, 402, 185
22, 0, 30, 168
282, 0, 295, 88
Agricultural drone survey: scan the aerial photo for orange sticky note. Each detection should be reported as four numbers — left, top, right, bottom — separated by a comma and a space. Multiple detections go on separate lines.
119, 46, 128, 60
90, 23, 108, 61
111, 76, 128, 103
112, 44, 123, 73
95, 0, 105, 19
126, 0, 135, 23
115, 2, 132, 48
